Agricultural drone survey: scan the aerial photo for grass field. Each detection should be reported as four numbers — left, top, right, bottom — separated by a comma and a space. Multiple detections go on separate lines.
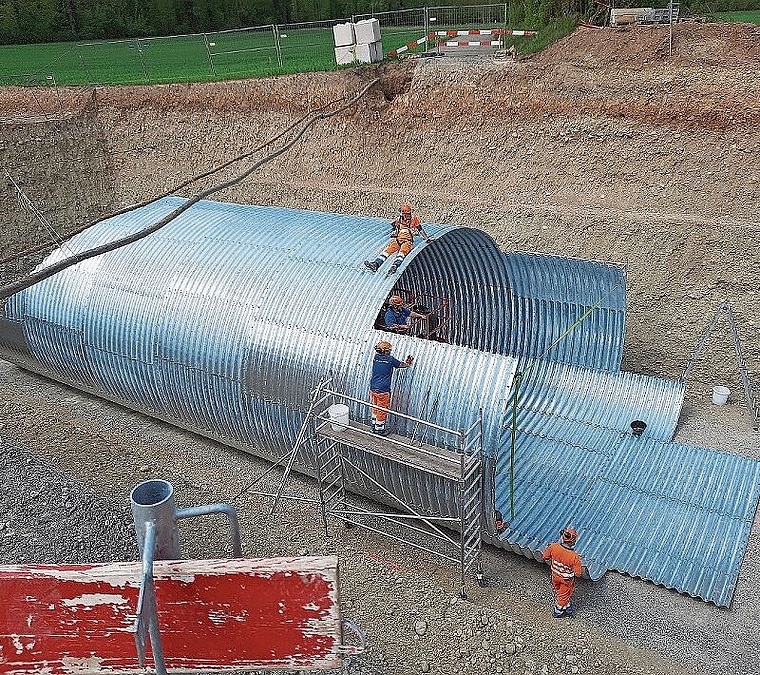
0, 28, 339, 86
713, 10, 760, 23
0, 22, 564, 87
0, 9, 559, 87
0, 26, 452, 86
0, 12, 673, 87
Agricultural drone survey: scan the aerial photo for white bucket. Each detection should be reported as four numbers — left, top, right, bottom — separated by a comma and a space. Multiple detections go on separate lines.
712, 386, 730, 406
328, 403, 350, 432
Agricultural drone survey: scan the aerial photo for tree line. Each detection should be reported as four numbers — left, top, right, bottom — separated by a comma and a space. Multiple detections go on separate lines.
1, 0, 409, 43
0, 0, 570, 44
1, 0, 757, 45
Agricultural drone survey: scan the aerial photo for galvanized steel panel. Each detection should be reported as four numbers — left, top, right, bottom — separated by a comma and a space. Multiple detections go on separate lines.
0, 197, 758, 608
496, 427, 760, 606
503, 252, 626, 371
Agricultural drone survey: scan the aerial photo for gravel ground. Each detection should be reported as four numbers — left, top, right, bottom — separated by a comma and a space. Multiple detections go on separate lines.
1, 359, 758, 675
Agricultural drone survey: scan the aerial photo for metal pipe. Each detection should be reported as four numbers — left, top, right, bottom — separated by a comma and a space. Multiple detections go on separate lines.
322, 389, 465, 436
130, 479, 180, 560
134, 520, 168, 675
130, 480, 243, 675
175, 504, 243, 557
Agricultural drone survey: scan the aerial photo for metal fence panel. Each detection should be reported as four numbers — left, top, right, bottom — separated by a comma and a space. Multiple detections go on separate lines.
206, 26, 281, 79
428, 3, 508, 33
352, 9, 428, 57
76, 39, 148, 85
5, 4, 528, 85
274, 21, 343, 73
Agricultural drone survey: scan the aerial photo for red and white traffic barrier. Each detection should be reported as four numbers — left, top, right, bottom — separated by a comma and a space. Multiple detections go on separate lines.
387, 35, 431, 57
440, 40, 505, 47
431, 29, 537, 37
388, 28, 538, 57
432, 29, 501, 36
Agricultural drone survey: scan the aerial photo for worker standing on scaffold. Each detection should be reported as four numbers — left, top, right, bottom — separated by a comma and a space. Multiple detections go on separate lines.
364, 204, 434, 275
369, 340, 413, 436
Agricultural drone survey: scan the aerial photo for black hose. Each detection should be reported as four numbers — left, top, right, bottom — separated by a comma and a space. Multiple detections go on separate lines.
0, 91, 350, 266
0, 78, 379, 301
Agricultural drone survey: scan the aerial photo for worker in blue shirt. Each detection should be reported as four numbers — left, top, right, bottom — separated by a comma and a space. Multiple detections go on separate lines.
370, 340, 413, 436
384, 295, 429, 334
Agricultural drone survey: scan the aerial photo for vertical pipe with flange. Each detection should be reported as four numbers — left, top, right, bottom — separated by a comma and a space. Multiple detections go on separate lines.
129, 479, 243, 675
131, 479, 180, 560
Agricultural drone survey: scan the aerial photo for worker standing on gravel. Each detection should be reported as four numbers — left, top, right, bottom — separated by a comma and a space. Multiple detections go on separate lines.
364, 204, 434, 275
369, 340, 413, 436
542, 528, 583, 618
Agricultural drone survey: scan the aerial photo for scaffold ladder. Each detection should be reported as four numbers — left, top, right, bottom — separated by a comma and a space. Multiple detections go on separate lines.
682, 301, 759, 430
250, 377, 486, 597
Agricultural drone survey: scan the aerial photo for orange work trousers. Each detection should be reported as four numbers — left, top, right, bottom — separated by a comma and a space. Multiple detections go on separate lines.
551, 575, 576, 608
370, 391, 391, 424
383, 240, 413, 257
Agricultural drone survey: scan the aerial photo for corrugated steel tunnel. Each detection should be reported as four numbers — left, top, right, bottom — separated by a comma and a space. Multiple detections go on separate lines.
1, 196, 758, 607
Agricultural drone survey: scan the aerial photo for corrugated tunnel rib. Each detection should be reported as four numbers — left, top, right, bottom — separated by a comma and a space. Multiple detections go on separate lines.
398, 232, 512, 353
0, 197, 758, 607
502, 252, 627, 372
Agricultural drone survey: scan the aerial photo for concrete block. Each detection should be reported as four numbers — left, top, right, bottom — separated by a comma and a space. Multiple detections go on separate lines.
354, 18, 381, 45
356, 41, 383, 64
332, 22, 355, 47
334, 45, 355, 66
356, 43, 371, 64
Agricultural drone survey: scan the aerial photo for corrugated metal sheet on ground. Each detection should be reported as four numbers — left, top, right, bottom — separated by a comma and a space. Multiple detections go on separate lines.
496, 425, 760, 606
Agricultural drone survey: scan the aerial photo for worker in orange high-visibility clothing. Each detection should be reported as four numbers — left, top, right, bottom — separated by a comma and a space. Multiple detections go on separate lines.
369, 341, 413, 436
364, 204, 434, 275
542, 528, 584, 618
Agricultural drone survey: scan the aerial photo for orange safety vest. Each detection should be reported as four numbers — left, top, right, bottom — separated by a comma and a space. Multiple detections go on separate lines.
392, 216, 422, 243
542, 542, 582, 580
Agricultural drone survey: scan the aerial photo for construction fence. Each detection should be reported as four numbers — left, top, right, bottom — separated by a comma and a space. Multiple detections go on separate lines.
4, 5, 517, 87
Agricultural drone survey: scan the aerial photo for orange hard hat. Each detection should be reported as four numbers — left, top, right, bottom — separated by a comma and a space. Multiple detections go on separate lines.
400, 204, 412, 214
389, 295, 403, 306
375, 341, 392, 353
561, 528, 578, 546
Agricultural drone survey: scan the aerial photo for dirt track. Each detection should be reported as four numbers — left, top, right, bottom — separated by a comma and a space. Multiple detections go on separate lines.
1, 21, 759, 675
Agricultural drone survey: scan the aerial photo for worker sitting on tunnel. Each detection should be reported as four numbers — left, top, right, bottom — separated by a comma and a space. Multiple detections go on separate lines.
364, 204, 434, 275
384, 295, 429, 334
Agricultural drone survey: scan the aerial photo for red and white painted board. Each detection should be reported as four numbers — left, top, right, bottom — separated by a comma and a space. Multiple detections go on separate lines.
387, 34, 430, 56
0, 557, 342, 674
439, 40, 505, 47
